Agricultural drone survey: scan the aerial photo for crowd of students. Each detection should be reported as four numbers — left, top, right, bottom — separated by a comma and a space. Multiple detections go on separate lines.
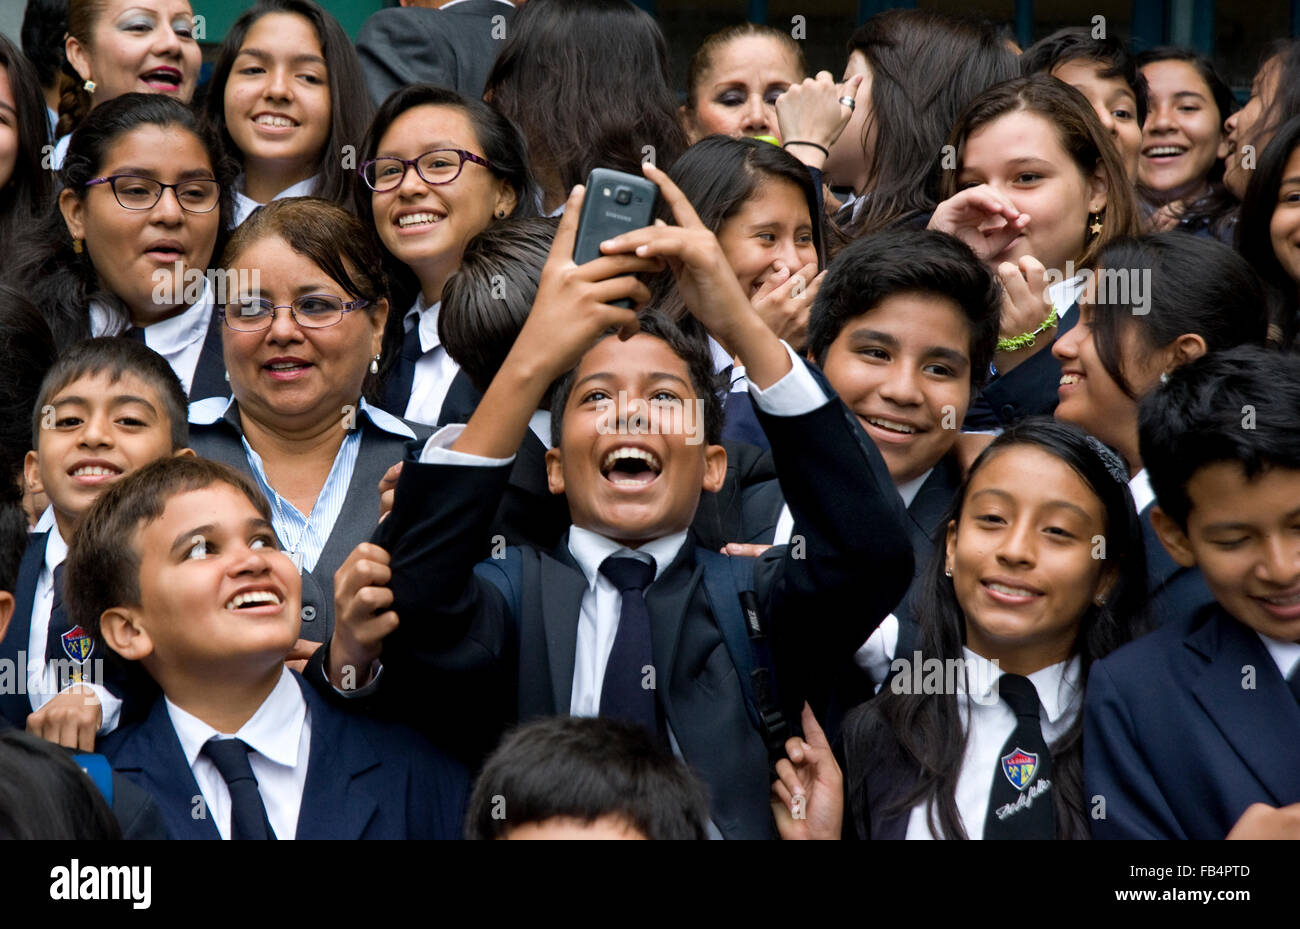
0, 0, 1297, 842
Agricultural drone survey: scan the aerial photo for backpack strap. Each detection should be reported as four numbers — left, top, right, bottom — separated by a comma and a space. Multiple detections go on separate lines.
73, 753, 114, 808
696, 548, 791, 765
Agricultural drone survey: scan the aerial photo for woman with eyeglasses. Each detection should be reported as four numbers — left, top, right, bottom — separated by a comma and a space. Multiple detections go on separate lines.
7, 93, 233, 401
354, 84, 538, 426
187, 197, 427, 649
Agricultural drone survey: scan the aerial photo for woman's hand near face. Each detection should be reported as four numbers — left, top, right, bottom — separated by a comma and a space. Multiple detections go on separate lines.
992, 255, 1056, 374
775, 71, 864, 169
749, 261, 822, 352
927, 185, 1030, 263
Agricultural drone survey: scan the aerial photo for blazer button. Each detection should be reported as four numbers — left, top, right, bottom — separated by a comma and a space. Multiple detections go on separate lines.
999, 404, 1017, 420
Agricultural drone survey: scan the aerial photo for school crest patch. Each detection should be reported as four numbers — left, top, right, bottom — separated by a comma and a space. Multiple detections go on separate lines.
61, 625, 94, 664
1001, 748, 1038, 790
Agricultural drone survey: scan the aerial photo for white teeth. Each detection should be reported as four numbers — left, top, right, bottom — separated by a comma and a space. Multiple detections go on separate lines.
268, 362, 305, 370
987, 582, 1039, 598
866, 416, 916, 434
72, 465, 119, 477
1263, 591, 1300, 606
1144, 146, 1185, 157
225, 590, 282, 611
397, 212, 441, 227
601, 447, 661, 473
1060, 374, 1081, 386
255, 114, 295, 128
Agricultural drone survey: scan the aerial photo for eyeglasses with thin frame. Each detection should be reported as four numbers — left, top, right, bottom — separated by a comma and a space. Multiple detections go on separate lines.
358, 148, 493, 192
84, 174, 223, 213
223, 294, 370, 332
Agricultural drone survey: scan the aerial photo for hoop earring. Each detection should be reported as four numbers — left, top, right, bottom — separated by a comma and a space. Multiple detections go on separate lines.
369, 354, 380, 375
83, 79, 96, 94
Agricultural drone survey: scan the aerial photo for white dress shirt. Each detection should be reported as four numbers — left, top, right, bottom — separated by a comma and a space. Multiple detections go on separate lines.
27, 525, 123, 733
401, 295, 463, 426
1129, 468, 1155, 515
1258, 632, 1300, 682
166, 667, 312, 840
905, 649, 1081, 840
231, 174, 319, 228
89, 276, 216, 397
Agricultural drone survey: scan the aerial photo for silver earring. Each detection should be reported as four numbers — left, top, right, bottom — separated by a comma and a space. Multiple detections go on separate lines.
224, 370, 230, 383
369, 354, 380, 375
1159, 371, 1170, 385
944, 566, 952, 578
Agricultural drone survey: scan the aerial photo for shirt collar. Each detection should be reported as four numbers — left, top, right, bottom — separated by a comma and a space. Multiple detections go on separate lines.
960, 647, 1082, 725
141, 276, 215, 356
1129, 468, 1155, 514
403, 296, 443, 354
188, 395, 415, 441
167, 666, 306, 769
1048, 275, 1086, 319
1257, 631, 1300, 681
528, 409, 553, 449
707, 336, 733, 375
232, 174, 320, 226
45, 523, 69, 571
567, 525, 690, 591
896, 468, 934, 509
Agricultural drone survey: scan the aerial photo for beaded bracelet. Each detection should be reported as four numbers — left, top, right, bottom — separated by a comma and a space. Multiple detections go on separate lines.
996, 307, 1059, 353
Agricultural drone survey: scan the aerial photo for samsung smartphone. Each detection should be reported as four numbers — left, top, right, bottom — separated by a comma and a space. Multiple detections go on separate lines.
572, 167, 659, 308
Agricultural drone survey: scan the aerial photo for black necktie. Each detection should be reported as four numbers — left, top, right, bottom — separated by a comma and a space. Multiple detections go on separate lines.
202, 738, 277, 840
983, 674, 1056, 839
44, 564, 94, 683
122, 326, 147, 343
380, 321, 423, 415
597, 555, 662, 743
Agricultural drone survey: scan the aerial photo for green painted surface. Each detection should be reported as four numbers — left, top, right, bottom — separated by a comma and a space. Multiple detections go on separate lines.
195, 0, 388, 42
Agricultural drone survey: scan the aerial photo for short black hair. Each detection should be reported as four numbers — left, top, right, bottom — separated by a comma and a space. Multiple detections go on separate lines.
32, 338, 190, 452
1139, 346, 1300, 530
807, 228, 1000, 390
440, 217, 558, 402
549, 308, 725, 448
465, 716, 711, 840
0, 284, 56, 496
1021, 27, 1148, 124
0, 729, 121, 839
65, 457, 271, 646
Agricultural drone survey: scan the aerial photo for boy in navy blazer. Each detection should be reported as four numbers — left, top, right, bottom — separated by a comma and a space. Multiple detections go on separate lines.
311, 166, 913, 838
2, 339, 194, 749
68, 457, 467, 840
1085, 347, 1300, 839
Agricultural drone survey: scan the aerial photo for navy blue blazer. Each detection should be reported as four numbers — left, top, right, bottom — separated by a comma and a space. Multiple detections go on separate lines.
1085, 603, 1300, 839
99, 672, 468, 839
363, 361, 915, 838
964, 304, 1078, 430
0, 531, 47, 727
1139, 501, 1214, 629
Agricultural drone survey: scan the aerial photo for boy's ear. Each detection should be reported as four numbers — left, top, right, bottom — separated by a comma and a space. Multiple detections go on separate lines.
59, 187, 86, 242
99, 607, 155, 662
1149, 506, 1197, 568
701, 442, 727, 493
173, 446, 197, 459
0, 591, 14, 645
545, 447, 565, 496
23, 449, 44, 497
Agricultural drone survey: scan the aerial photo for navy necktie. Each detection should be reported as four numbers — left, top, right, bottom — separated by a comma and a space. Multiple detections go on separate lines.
202, 738, 277, 840
983, 674, 1056, 839
597, 555, 662, 743
44, 564, 93, 684
381, 322, 423, 415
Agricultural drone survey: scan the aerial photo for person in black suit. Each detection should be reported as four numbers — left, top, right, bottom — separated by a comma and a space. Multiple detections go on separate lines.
1052, 233, 1268, 628
8, 94, 235, 401
69, 457, 467, 840
311, 166, 913, 838
826, 420, 1148, 840
188, 199, 426, 648
1087, 348, 1300, 839
356, 0, 516, 106
926, 75, 1143, 432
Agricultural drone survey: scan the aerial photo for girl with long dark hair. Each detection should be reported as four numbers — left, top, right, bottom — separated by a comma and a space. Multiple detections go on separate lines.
1236, 115, 1300, 349
0, 37, 53, 262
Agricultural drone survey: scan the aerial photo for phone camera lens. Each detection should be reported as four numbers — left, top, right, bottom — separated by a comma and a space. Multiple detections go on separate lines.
614, 187, 632, 205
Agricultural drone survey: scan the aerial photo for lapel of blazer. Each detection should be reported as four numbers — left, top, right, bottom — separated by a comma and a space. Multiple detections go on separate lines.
0, 532, 48, 724
108, 697, 220, 839
1187, 607, 1300, 804
187, 312, 228, 401
294, 675, 380, 839
537, 541, 588, 714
